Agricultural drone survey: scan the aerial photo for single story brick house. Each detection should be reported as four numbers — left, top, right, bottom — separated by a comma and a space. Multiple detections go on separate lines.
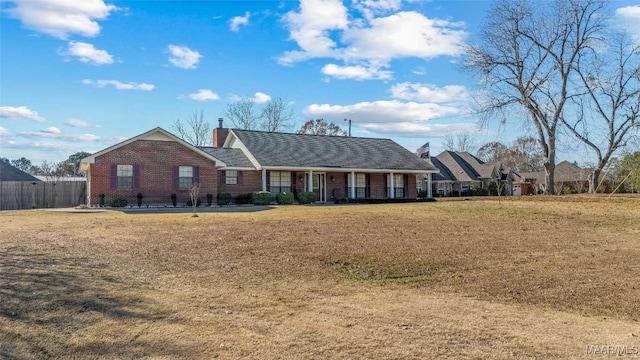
79, 126, 437, 206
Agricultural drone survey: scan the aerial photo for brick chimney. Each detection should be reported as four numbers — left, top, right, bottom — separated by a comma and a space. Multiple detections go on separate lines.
212, 118, 228, 147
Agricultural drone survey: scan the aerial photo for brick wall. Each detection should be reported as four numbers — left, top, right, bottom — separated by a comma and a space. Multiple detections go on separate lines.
218, 170, 263, 198
88, 140, 218, 206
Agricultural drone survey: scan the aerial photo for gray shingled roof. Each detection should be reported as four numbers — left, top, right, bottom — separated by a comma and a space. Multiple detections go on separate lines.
434, 151, 481, 182
520, 161, 591, 183
0, 161, 41, 182
198, 147, 254, 168
231, 129, 436, 171
430, 157, 456, 181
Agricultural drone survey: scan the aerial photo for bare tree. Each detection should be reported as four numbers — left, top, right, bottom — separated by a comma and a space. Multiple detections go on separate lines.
190, 183, 200, 217
224, 99, 259, 130
172, 110, 211, 146
561, 33, 640, 193
477, 141, 509, 163
443, 131, 477, 153
36, 160, 64, 181
297, 119, 347, 136
260, 97, 295, 132
464, 0, 607, 194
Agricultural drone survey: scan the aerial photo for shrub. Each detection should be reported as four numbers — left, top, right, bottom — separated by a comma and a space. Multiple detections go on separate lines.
276, 191, 294, 205
217, 192, 231, 206
170, 193, 177, 207
136, 192, 143, 207
186, 198, 201, 207
235, 193, 253, 204
98, 193, 105, 207
206, 193, 213, 206
252, 191, 271, 205
468, 187, 489, 196
110, 198, 128, 207
417, 190, 428, 199
297, 191, 317, 204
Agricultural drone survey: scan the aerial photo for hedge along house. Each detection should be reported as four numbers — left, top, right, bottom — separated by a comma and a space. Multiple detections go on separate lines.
80, 125, 438, 206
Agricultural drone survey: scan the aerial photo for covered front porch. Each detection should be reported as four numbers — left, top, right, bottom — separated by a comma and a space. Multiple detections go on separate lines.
259, 168, 434, 203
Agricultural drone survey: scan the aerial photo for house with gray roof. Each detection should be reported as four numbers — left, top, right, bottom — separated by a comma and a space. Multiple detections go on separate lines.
80, 125, 438, 206
428, 151, 514, 196
519, 160, 608, 194
0, 161, 41, 182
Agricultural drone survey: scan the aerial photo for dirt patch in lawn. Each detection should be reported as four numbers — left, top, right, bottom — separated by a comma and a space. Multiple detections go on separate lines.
1, 196, 639, 358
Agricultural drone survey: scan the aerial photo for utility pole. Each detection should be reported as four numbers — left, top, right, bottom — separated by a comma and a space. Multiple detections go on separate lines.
344, 118, 352, 136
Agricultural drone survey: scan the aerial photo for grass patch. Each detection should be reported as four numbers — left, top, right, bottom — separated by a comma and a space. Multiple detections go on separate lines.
1, 196, 639, 358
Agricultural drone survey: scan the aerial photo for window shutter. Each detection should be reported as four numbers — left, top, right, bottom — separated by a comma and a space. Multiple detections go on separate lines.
173, 166, 179, 189
239, 171, 243, 185
110, 164, 117, 190
266, 171, 270, 189
133, 164, 140, 189
404, 175, 408, 198
384, 174, 388, 198
221, 170, 226, 184
366, 174, 371, 198
193, 166, 200, 185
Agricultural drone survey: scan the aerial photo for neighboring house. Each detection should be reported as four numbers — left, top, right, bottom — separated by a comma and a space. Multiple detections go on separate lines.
34, 176, 86, 182
519, 160, 608, 194
0, 161, 41, 182
79, 126, 438, 206
425, 151, 514, 196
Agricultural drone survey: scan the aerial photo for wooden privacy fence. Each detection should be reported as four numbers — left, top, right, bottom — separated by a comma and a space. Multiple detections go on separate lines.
0, 181, 86, 210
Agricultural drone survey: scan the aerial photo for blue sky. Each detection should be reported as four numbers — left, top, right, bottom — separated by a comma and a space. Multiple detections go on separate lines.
1, 0, 639, 165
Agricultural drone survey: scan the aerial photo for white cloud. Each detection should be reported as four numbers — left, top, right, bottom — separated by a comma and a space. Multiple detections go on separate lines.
616, 6, 640, 41
279, 1, 467, 80
304, 100, 460, 123
229, 11, 250, 32
343, 12, 466, 61
185, 89, 220, 101
0, 126, 9, 136
279, 0, 350, 64
390, 82, 471, 103
321, 63, 393, 80
360, 122, 479, 137
167, 44, 203, 69
0, 106, 46, 122
60, 41, 114, 65
82, 79, 154, 91
353, 0, 402, 21
42, 126, 61, 134
65, 119, 89, 127
18, 130, 102, 142
250, 92, 271, 103
5, 0, 118, 39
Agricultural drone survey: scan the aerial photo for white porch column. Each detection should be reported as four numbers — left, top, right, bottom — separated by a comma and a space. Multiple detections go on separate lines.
389, 172, 395, 199
261, 169, 267, 191
350, 171, 356, 199
427, 173, 432, 199
307, 170, 313, 192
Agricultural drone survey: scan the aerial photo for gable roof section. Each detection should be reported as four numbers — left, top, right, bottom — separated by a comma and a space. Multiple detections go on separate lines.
0, 161, 41, 182
435, 151, 481, 182
430, 157, 455, 181
227, 129, 437, 172
79, 127, 228, 173
198, 147, 254, 169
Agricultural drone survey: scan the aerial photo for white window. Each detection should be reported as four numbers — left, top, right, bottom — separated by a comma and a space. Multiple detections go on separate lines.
270, 171, 291, 194
387, 174, 405, 198
348, 173, 367, 198
117, 165, 133, 189
225, 170, 238, 185
179, 166, 193, 189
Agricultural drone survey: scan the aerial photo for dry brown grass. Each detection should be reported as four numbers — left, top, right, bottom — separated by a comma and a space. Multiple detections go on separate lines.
1, 196, 639, 359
